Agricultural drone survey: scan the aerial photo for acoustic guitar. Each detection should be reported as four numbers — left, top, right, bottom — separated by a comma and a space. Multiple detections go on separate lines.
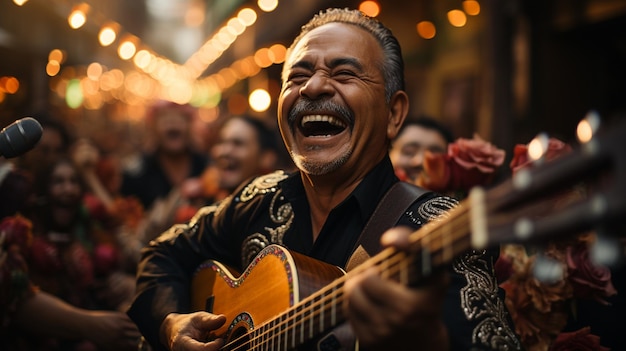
191, 119, 626, 351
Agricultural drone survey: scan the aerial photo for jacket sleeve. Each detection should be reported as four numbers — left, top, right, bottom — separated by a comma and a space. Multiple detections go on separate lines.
127, 200, 240, 350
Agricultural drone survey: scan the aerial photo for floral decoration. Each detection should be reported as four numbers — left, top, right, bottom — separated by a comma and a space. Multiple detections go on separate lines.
0, 214, 37, 329
416, 133, 506, 194
406, 133, 617, 350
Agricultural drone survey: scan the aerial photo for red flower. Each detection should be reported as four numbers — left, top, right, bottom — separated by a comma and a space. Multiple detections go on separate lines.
92, 243, 120, 276
0, 214, 33, 254
565, 241, 617, 304
510, 138, 572, 174
550, 327, 610, 351
494, 254, 514, 284
30, 236, 63, 273
417, 134, 505, 193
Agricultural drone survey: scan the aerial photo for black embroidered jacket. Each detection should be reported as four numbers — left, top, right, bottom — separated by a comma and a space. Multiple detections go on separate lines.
128, 155, 521, 350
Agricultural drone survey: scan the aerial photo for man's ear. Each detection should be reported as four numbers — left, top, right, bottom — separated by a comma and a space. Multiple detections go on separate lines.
387, 90, 409, 140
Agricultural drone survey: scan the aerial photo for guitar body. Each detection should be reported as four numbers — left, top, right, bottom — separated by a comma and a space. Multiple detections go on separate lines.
192, 245, 346, 350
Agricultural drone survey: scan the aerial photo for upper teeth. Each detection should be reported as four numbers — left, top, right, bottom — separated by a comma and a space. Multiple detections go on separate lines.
301, 115, 346, 128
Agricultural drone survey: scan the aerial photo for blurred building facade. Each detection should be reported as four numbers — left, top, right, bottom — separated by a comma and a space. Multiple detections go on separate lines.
0, 0, 624, 161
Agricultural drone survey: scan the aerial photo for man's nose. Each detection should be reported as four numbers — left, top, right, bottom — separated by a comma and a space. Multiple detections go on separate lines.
299, 72, 334, 99
410, 150, 425, 167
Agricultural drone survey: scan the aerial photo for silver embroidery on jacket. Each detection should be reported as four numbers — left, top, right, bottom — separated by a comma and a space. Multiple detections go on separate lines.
417, 196, 520, 350
240, 184, 294, 267
454, 251, 521, 350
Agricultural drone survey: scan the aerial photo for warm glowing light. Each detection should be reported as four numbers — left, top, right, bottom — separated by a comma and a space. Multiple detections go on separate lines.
577, 110, 601, 143
238, 8, 257, 26
13, 0, 29, 6
447, 9, 467, 27
258, 0, 278, 12
118, 40, 137, 60
99, 24, 118, 46
46, 61, 61, 76
227, 18, 246, 35
249, 89, 271, 112
417, 21, 436, 39
3, 77, 19, 94
463, 0, 481, 16
86, 63, 103, 81
254, 48, 273, 68
269, 44, 287, 63
528, 133, 549, 161
48, 49, 64, 64
359, 1, 380, 17
167, 81, 193, 105
68, 5, 89, 29
134, 50, 152, 69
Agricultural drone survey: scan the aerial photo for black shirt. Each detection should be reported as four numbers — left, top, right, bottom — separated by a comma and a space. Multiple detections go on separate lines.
120, 151, 208, 209
128, 155, 521, 350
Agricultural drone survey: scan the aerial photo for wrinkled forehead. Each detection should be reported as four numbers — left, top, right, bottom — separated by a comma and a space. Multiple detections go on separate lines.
282, 22, 382, 77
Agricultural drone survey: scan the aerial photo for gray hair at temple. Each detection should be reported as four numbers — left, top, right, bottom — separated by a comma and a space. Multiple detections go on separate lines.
283, 8, 405, 103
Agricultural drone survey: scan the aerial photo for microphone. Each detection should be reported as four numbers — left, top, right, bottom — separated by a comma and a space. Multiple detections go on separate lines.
0, 117, 44, 158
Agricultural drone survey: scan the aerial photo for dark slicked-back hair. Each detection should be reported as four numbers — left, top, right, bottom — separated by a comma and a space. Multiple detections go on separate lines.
283, 8, 405, 103
397, 116, 455, 144
230, 115, 279, 152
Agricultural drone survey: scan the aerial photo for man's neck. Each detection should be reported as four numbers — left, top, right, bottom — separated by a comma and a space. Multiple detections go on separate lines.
301, 173, 361, 241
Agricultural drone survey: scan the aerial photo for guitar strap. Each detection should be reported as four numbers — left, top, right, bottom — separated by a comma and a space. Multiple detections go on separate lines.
322, 182, 430, 351
346, 181, 430, 271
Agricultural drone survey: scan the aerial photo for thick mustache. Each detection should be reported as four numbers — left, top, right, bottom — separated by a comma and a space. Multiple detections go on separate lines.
287, 98, 354, 128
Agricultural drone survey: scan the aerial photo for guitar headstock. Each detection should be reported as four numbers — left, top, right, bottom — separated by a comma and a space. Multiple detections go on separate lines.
469, 116, 626, 250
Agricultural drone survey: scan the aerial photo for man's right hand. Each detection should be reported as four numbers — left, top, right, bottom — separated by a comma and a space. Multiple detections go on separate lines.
161, 312, 227, 351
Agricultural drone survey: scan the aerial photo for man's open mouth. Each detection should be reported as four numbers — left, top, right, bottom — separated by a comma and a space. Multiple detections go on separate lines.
299, 115, 347, 137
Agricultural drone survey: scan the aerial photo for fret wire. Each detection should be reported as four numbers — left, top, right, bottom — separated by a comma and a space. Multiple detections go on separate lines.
320, 294, 324, 332
309, 298, 314, 338
331, 285, 337, 326
290, 308, 296, 349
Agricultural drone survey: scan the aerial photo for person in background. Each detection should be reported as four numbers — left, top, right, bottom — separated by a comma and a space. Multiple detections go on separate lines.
16, 112, 73, 184
0, 162, 141, 351
210, 115, 280, 195
389, 116, 454, 183
128, 8, 519, 351
173, 115, 282, 223
120, 101, 208, 211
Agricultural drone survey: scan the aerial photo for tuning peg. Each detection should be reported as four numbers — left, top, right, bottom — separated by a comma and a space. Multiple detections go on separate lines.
577, 110, 601, 144
532, 252, 565, 284
590, 229, 622, 268
527, 132, 549, 165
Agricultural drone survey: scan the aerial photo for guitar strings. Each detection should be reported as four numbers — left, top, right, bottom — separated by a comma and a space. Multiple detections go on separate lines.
221, 204, 474, 351
222, 205, 473, 350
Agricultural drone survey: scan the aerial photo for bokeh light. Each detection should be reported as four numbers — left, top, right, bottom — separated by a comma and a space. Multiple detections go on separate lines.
249, 88, 271, 112
359, 1, 380, 17
417, 21, 436, 39
447, 9, 467, 27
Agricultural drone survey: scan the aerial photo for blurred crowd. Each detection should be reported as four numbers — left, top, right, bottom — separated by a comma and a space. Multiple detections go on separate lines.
0, 101, 287, 350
